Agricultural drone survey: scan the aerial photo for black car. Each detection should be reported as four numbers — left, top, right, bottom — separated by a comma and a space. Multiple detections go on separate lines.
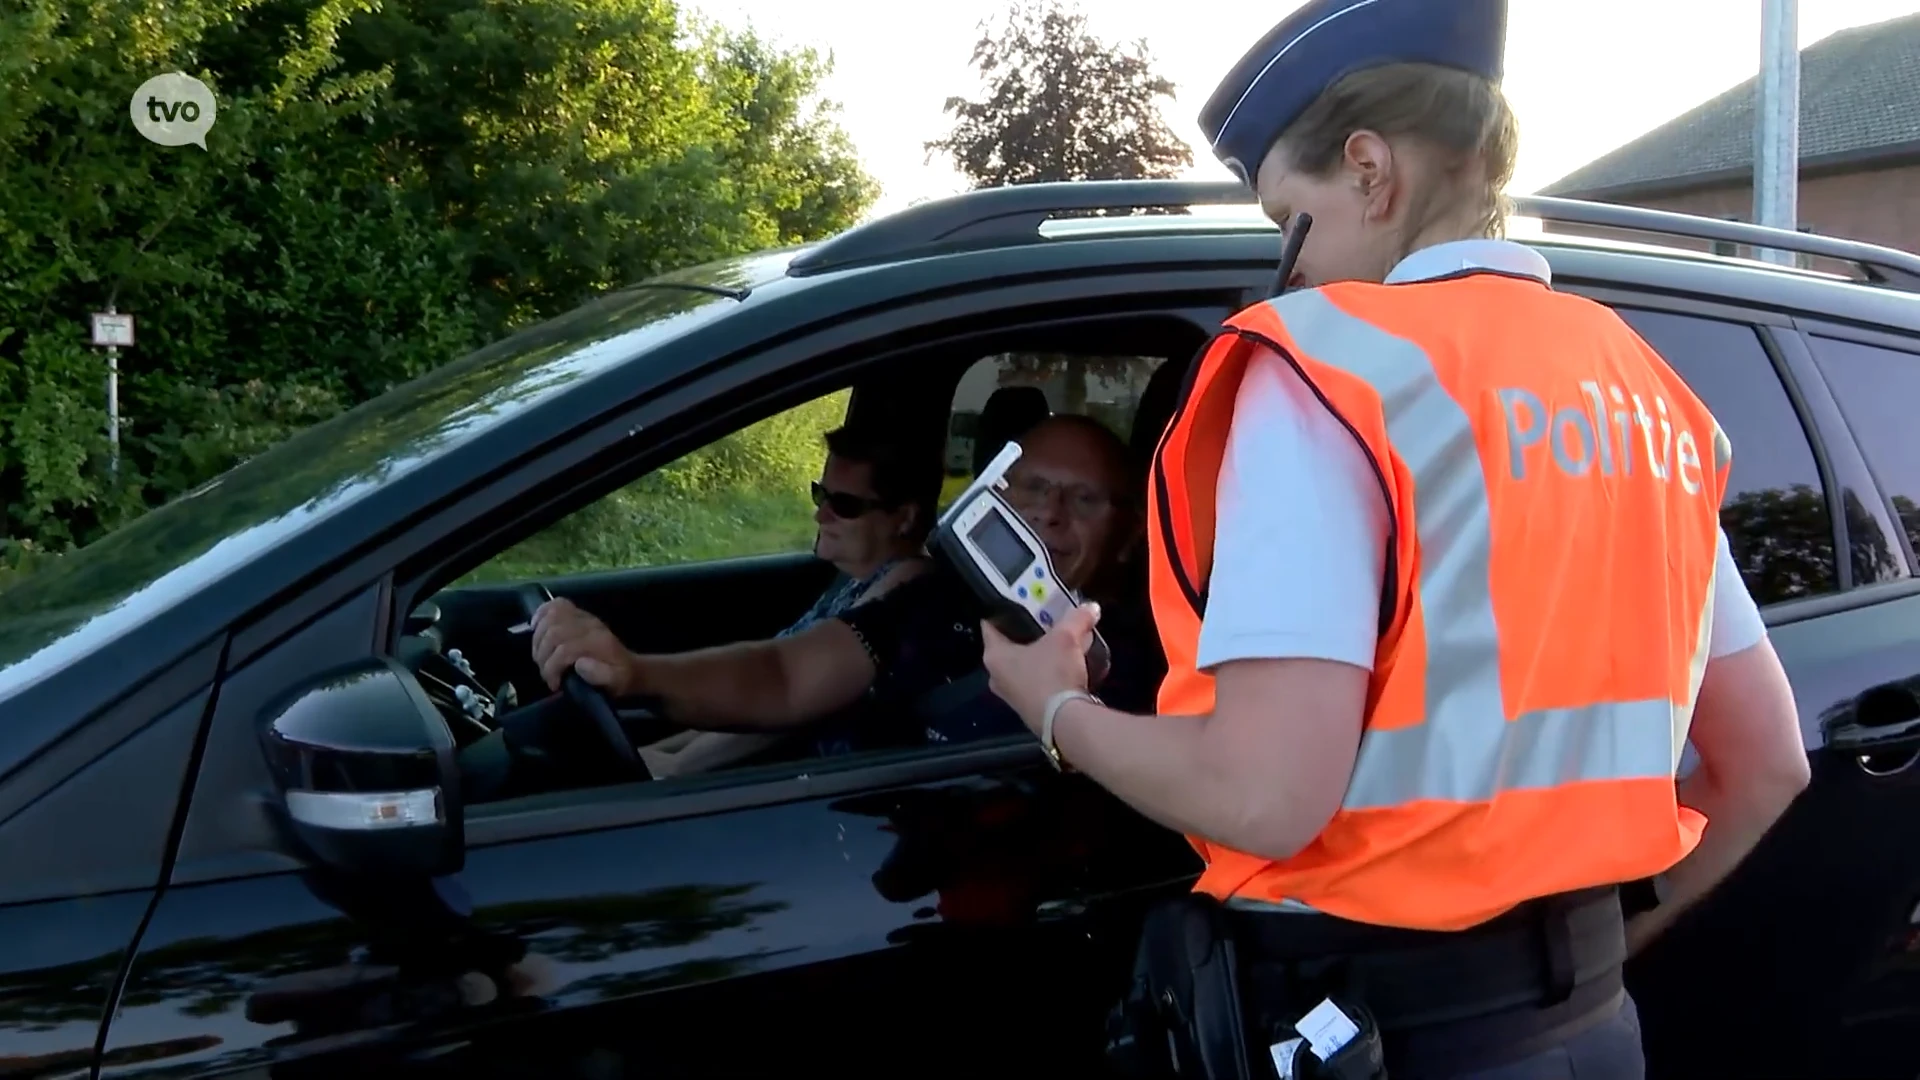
4, 180, 1920, 1079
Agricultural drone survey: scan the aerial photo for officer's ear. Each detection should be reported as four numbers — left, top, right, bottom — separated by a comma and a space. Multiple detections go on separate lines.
1341, 130, 1396, 218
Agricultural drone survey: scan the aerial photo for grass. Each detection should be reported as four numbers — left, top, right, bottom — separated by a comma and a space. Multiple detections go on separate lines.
459, 392, 853, 585
464, 485, 819, 585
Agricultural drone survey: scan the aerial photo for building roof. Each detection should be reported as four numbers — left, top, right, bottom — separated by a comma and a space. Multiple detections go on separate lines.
1541, 12, 1920, 199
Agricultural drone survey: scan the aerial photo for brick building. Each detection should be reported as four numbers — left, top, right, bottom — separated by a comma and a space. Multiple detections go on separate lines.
1539, 12, 1920, 258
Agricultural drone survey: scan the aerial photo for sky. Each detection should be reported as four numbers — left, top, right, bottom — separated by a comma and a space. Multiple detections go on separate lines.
685, 0, 1920, 218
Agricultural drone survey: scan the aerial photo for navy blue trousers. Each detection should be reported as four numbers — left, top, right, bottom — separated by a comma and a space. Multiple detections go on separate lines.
1405, 992, 1645, 1080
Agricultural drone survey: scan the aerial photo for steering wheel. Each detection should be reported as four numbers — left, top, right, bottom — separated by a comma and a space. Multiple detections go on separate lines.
518, 584, 649, 779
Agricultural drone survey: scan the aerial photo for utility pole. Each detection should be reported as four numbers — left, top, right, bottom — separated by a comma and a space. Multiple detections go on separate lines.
1755, 0, 1800, 264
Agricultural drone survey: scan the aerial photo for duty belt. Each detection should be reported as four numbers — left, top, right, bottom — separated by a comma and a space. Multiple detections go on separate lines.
1230, 886, 1627, 1032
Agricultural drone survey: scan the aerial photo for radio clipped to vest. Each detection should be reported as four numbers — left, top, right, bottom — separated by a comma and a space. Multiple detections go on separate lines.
929, 441, 1111, 688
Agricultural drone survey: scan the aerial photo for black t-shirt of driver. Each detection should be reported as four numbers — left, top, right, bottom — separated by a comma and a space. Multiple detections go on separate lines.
826, 566, 1168, 754
826, 571, 990, 754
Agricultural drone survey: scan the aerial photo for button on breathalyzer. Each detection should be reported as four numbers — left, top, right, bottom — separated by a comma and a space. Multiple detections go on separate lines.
930, 442, 1112, 689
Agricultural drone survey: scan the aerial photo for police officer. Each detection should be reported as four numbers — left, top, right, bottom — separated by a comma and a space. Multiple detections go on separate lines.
978, 1, 1812, 1076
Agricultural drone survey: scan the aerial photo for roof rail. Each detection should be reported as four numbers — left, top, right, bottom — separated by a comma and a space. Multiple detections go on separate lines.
1512, 194, 1920, 292
786, 180, 1257, 276
784, 179, 1920, 293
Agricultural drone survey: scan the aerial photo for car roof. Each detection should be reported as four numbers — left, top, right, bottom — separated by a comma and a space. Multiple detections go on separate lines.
5, 181, 1917, 763
802, 179, 1920, 312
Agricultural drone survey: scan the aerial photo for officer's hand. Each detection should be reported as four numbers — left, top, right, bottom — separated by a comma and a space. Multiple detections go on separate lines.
981, 603, 1100, 734
529, 598, 636, 695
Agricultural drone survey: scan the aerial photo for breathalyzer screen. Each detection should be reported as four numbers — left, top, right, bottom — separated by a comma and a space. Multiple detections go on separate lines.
968, 509, 1035, 584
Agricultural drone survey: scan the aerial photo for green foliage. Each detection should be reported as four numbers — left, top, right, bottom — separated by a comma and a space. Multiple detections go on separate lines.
925, 0, 1193, 189
466, 390, 849, 582
0, 0, 876, 574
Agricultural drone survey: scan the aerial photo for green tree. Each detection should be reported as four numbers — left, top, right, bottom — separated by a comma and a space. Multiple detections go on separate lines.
925, 0, 1192, 189
1718, 483, 1839, 602
1892, 495, 1919, 557
0, 0, 876, 578
323, 0, 872, 328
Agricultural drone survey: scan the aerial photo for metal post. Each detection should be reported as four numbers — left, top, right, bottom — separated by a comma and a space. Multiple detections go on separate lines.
106, 347, 120, 480
105, 304, 120, 480
1755, 0, 1800, 264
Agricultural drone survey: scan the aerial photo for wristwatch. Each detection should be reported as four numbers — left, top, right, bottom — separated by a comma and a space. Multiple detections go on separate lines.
1040, 689, 1099, 772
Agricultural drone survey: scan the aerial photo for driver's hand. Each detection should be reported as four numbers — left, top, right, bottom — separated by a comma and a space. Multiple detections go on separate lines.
529, 598, 636, 695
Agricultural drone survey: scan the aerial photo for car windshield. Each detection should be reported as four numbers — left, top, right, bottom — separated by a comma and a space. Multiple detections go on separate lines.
0, 254, 790, 695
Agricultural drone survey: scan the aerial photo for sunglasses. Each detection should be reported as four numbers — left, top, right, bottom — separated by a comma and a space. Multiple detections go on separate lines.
811, 481, 889, 519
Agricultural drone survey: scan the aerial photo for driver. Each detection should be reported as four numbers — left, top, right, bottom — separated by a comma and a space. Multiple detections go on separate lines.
638, 423, 939, 775
524, 414, 1161, 777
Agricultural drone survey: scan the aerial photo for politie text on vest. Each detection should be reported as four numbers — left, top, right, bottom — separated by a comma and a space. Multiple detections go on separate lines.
1498, 381, 1708, 495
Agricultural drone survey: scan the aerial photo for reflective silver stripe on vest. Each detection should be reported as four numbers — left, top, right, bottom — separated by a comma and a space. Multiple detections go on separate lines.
1265, 290, 1714, 810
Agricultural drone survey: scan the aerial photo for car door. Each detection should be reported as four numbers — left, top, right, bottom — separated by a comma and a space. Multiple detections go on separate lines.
100, 576, 1089, 1079
0, 655, 215, 1080
94, 274, 1250, 1078
98, 641, 1187, 1080
1588, 301, 1920, 1079
1783, 321, 1920, 1075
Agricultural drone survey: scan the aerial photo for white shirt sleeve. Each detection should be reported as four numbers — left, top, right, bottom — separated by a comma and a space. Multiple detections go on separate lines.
1678, 528, 1770, 779
1194, 349, 1390, 672
1707, 524, 1767, 659
1189, 347, 1769, 674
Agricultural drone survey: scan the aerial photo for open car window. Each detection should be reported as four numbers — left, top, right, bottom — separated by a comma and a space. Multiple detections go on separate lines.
386, 308, 1209, 821
460, 389, 852, 584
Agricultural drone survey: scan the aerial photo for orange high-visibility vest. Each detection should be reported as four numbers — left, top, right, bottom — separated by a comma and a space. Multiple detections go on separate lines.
1148, 272, 1731, 932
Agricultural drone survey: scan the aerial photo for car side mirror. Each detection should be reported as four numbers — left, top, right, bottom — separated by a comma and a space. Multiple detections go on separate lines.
259, 657, 464, 878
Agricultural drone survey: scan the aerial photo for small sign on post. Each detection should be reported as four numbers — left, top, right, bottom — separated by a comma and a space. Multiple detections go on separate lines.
89, 309, 135, 480
90, 311, 136, 348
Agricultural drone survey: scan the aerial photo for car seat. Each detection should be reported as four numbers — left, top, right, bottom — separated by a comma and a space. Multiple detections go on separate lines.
1128, 356, 1187, 475
972, 386, 1051, 474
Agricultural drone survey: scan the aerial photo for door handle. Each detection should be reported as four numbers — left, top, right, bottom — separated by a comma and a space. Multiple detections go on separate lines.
1035, 873, 1199, 923
1036, 898, 1088, 921
1826, 683, 1920, 777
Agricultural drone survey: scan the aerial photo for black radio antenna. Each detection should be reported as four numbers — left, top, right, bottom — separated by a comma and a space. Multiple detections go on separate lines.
1268, 213, 1313, 297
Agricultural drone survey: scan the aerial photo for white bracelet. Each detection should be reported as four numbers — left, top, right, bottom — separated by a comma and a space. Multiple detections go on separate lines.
1041, 689, 1098, 771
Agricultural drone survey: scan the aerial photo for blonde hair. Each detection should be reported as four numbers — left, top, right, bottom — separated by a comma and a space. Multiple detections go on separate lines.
1276, 63, 1519, 241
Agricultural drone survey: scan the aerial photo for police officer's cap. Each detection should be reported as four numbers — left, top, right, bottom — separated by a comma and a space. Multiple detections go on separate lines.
1200, 0, 1510, 186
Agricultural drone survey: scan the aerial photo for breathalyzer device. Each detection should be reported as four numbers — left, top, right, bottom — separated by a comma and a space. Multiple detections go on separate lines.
931, 442, 1112, 689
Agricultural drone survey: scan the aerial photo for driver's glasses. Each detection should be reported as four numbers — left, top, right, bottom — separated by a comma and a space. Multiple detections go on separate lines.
811, 482, 886, 519
1005, 473, 1111, 519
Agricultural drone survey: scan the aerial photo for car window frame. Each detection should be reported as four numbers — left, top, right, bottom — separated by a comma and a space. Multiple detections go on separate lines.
1787, 316, 1920, 576
165, 265, 1259, 870
1555, 282, 1865, 611
406, 307, 1231, 599
429, 299, 1241, 848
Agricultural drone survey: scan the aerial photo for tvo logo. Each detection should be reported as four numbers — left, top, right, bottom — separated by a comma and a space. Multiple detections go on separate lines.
130, 72, 217, 149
